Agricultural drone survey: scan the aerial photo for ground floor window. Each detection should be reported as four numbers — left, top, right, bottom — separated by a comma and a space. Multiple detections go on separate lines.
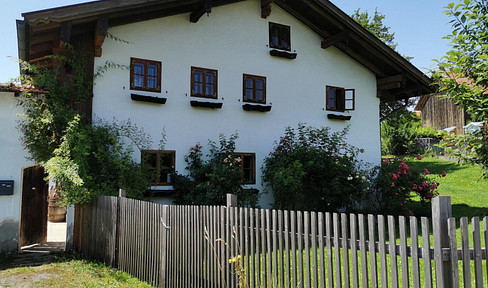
234, 153, 256, 184
141, 150, 175, 185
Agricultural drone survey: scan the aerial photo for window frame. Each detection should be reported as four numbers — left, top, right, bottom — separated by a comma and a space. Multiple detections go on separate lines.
269, 22, 291, 51
191, 66, 218, 99
326, 85, 355, 112
130, 57, 162, 93
234, 153, 256, 185
243, 74, 267, 104
141, 150, 175, 186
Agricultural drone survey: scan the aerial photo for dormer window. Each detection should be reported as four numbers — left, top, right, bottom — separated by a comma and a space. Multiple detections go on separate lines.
130, 58, 161, 92
269, 22, 291, 51
326, 86, 355, 112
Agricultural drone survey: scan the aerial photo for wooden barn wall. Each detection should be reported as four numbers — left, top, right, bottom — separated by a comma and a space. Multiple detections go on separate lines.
421, 95, 466, 135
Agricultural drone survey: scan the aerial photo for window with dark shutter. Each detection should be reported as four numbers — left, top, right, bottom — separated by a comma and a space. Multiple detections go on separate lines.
326, 86, 355, 112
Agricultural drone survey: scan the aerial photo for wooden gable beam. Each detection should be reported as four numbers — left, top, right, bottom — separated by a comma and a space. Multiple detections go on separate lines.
261, 0, 273, 19
60, 21, 72, 48
321, 30, 349, 49
94, 16, 108, 57
190, 0, 212, 23
377, 74, 407, 90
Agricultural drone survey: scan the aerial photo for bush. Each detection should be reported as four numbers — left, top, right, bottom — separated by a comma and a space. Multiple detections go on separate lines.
381, 110, 441, 156
369, 156, 444, 215
172, 133, 258, 207
44, 117, 153, 205
261, 124, 368, 212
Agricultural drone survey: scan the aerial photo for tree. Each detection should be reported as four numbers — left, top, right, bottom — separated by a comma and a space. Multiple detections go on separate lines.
433, 0, 488, 175
351, 8, 398, 50
351, 8, 414, 121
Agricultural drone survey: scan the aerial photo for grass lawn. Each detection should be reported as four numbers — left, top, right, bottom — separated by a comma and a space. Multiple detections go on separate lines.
403, 155, 488, 219
0, 253, 152, 288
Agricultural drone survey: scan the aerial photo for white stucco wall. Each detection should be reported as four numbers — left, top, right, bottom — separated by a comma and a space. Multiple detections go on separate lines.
0, 91, 32, 253
93, 1, 380, 206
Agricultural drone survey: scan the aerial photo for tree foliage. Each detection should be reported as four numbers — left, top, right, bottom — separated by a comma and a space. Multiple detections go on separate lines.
261, 124, 368, 212
18, 39, 153, 205
433, 0, 488, 175
172, 133, 259, 207
351, 8, 398, 50
351, 8, 414, 121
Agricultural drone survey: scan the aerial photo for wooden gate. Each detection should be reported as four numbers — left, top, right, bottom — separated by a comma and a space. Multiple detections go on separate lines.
19, 165, 48, 247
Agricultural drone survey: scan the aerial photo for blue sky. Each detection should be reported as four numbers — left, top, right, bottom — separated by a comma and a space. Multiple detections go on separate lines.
1, 0, 453, 83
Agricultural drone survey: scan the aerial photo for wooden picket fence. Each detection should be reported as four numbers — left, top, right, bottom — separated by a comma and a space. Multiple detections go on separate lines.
73, 195, 488, 287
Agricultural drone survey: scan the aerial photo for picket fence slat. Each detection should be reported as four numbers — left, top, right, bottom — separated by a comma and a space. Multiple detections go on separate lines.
333, 212, 342, 288
461, 217, 472, 288
325, 212, 333, 288
410, 216, 421, 288
359, 214, 369, 288
378, 215, 388, 288
388, 215, 399, 288
304, 211, 311, 288
448, 217, 460, 288
341, 213, 349, 288
285, 211, 291, 288
368, 214, 378, 288
350, 213, 359, 288
74, 196, 488, 288
421, 217, 433, 288
472, 217, 483, 287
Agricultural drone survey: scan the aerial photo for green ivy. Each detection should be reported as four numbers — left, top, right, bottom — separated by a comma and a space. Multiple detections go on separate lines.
18, 37, 153, 205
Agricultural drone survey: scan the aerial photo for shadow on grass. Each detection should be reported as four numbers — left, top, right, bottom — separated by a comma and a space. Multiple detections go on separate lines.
0, 243, 70, 270
452, 203, 488, 219
404, 157, 466, 174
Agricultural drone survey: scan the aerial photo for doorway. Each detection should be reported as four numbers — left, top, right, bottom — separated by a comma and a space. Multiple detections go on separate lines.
19, 165, 66, 251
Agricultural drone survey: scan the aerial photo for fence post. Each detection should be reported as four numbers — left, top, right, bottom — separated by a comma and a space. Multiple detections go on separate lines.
432, 196, 452, 288
119, 188, 126, 198
114, 189, 125, 268
227, 193, 237, 207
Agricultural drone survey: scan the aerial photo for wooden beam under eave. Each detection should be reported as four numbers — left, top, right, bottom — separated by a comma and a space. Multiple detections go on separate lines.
321, 30, 348, 49
377, 74, 406, 86
190, 0, 212, 23
94, 16, 108, 57
261, 0, 273, 18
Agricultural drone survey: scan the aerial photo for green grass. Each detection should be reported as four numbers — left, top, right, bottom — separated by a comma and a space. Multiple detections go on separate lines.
404, 155, 488, 219
0, 253, 152, 288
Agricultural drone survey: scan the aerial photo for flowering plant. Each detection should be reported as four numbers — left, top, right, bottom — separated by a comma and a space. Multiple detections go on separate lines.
370, 156, 445, 215
172, 133, 258, 207
262, 124, 368, 212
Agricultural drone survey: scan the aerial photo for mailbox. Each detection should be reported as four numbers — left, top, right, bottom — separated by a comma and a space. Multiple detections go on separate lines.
0, 180, 14, 195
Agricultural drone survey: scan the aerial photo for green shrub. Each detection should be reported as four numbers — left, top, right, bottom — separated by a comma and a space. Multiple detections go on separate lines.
261, 124, 368, 212
381, 110, 441, 156
44, 117, 153, 205
172, 133, 258, 207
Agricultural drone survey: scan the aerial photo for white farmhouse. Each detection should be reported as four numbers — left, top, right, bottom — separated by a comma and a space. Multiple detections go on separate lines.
1, 0, 433, 253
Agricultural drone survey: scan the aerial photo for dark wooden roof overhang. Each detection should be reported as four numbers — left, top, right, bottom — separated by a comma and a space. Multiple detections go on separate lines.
17, 0, 434, 101
273, 0, 435, 101
17, 0, 245, 64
